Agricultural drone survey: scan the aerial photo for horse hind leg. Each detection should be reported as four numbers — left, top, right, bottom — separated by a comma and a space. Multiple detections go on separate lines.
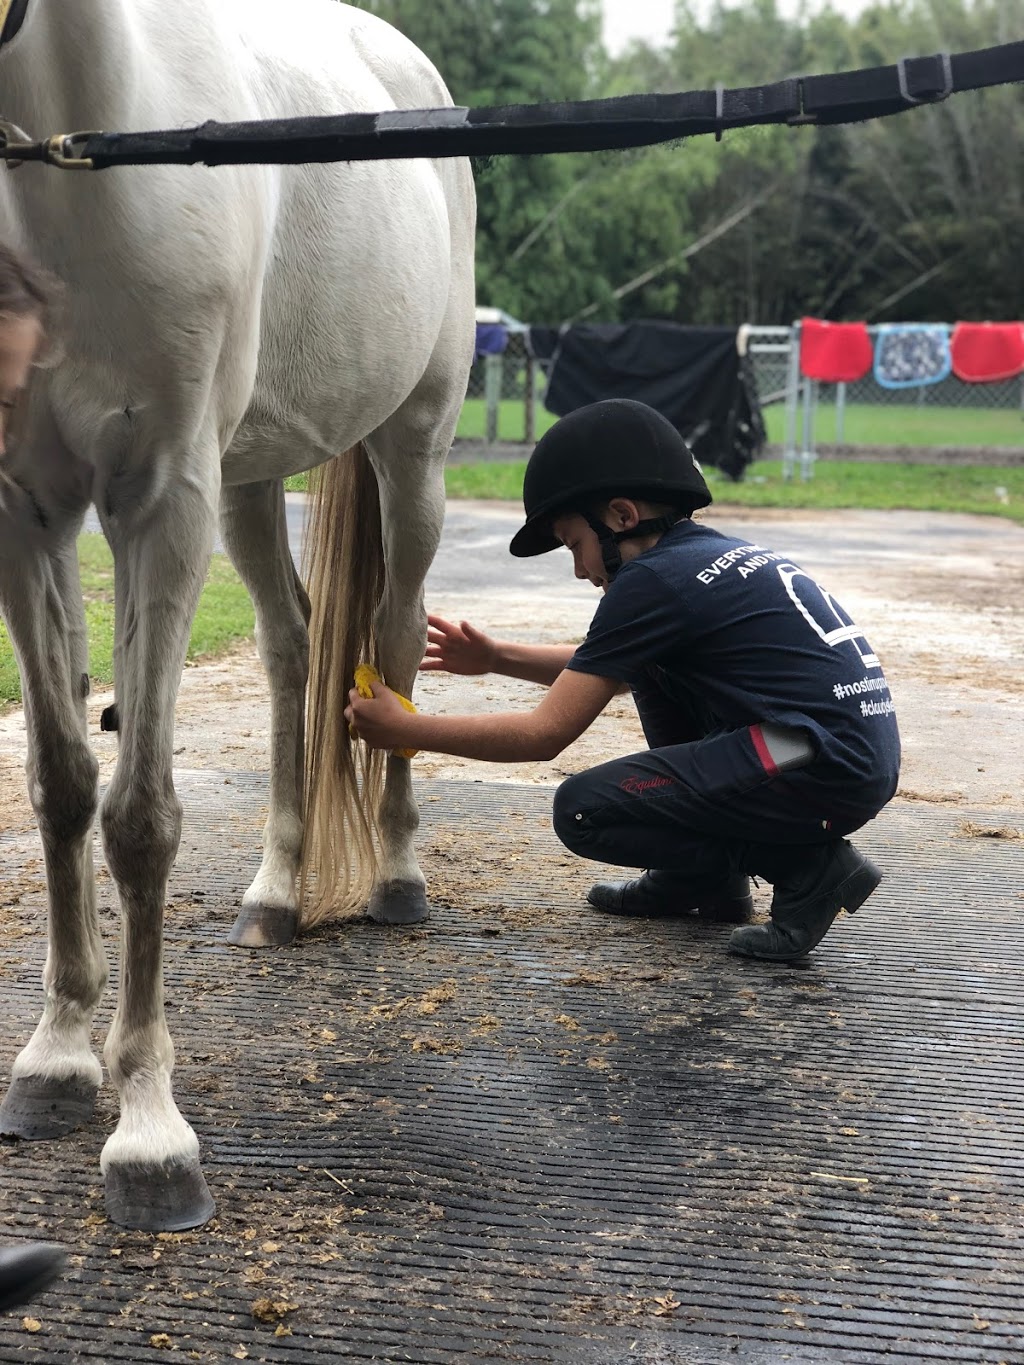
218, 480, 309, 948
362, 401, 458, 927
299, 184, 475, 930
358, 215, 475, 926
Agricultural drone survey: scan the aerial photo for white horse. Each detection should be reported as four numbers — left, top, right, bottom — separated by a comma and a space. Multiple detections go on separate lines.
0, 0, 475, 1230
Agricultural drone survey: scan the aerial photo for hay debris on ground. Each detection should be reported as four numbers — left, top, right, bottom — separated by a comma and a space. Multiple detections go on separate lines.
959, 820, 1024, 841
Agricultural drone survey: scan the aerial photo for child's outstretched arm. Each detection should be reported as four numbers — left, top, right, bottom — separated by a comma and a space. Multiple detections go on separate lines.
421, 613, 575, 687
346, 667, 618, 763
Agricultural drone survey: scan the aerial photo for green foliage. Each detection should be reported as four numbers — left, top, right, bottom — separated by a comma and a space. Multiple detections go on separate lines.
354, 0, 625, 320
0, 538, 255, 708
833, 1, 1024, 320
350, 0, 1024, 325
654, 0, 1024, 322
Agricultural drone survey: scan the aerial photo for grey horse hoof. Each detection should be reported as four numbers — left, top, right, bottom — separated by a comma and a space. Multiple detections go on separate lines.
227, 903, 299, 947
0, 1075, 98, 1140
368, 879, 430, 926
105, 1156, 216, 1231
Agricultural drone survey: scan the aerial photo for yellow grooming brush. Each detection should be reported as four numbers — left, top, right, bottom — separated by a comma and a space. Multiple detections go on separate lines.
352, 664, 418, 759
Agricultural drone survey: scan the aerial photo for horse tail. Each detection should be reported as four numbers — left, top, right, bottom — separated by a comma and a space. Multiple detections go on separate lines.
299, 443, 385, 928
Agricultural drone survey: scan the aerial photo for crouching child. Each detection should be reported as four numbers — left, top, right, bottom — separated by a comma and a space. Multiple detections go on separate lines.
346, 399, 900, 962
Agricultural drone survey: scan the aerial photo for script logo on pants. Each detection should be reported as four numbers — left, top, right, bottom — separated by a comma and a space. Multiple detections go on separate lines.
619, 775, 675, 795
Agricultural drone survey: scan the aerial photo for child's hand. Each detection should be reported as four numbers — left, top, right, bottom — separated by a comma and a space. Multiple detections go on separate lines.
420, 614, 497, 676
345, 679, 416, 751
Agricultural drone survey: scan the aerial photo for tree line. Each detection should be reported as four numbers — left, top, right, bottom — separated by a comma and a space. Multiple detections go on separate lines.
353, 0, 1024, 327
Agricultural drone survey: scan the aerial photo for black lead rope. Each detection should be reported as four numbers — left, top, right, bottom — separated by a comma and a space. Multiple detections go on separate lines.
2, 41, 1022, 171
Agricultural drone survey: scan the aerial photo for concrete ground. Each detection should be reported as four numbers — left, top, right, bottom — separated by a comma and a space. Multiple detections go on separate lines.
2, 502, 1023, 1365
3, 501, 1022, 829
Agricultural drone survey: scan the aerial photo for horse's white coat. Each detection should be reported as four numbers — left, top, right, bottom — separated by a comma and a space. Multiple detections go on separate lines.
0, 0, 474, 1197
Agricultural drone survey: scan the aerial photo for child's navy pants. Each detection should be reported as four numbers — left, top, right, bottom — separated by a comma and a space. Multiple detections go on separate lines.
552, 679, 882, 886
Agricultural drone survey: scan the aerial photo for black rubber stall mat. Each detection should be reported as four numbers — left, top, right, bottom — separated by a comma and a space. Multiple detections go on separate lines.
1, 774, 1022, 1365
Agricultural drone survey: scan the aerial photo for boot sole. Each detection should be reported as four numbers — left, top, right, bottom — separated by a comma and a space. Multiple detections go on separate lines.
587, 888, 754, 922
729, 856, 882, 962
0, 1248, 66, 1312
587, 889, 691, 918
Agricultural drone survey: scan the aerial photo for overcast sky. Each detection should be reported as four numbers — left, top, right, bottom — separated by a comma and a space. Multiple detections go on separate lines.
601, 0, 872, 56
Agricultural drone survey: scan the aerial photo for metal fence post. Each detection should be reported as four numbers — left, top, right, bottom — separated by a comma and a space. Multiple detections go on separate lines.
524, 354, 536, 446
836, 381, 846, 443
484, 353, 502, 447
782, 321, 801, 480
800, 378, 817, 481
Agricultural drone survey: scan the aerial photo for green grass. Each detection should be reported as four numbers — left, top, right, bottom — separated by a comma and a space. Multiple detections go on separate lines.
444, 456, 1024, 524
444, 462, 526, 501
456, 396, 1024, 449
289, 449, 1024, 523
456, 395, 558, 443
704, 458, 1024, 522
0, 534, 255, 708
764, 401, 1024, 448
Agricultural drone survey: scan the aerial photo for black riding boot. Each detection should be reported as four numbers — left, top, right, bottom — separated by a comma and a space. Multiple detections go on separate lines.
728, 838, 881, 962
587, 870, 754, 924
0, 1243, 66, 1312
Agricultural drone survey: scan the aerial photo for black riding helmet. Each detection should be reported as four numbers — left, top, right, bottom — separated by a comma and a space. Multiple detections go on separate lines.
509, 399, 712, 577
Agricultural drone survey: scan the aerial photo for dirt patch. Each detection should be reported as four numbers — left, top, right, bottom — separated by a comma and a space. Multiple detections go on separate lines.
0, 750, 32, 831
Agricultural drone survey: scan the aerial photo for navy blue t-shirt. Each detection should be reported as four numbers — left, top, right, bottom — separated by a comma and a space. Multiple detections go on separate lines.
567, 521, 900, 809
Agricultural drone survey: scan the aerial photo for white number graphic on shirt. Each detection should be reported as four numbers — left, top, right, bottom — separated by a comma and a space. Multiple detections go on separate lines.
775, 563, 880, 670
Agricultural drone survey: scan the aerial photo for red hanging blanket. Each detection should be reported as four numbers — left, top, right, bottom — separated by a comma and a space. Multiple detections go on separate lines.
799, 318, 873, 383
950, 323, 1024, 383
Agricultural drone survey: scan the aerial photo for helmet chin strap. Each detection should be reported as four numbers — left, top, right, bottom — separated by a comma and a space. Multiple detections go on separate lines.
582, 511, 679, 580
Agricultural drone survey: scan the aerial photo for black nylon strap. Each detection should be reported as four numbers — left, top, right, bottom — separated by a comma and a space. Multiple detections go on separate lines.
9, 39, 1024, 171
798, 44, 1024, 125
74, 82, 803, 169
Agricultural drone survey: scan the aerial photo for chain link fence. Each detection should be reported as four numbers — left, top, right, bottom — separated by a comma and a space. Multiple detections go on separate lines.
461, 333, 540, 449
459, 324, 1024, 472
747, 323, 1024, 478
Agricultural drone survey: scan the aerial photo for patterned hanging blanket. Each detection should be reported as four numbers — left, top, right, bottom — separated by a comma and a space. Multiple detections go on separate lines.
873, 324, 951, 389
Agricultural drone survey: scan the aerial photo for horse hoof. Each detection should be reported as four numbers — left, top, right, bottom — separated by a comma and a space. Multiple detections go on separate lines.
368, 879, 430, 926
227, 903, 298, 947
105, 1156, 215, 1231
0, 1075, 98, 1140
